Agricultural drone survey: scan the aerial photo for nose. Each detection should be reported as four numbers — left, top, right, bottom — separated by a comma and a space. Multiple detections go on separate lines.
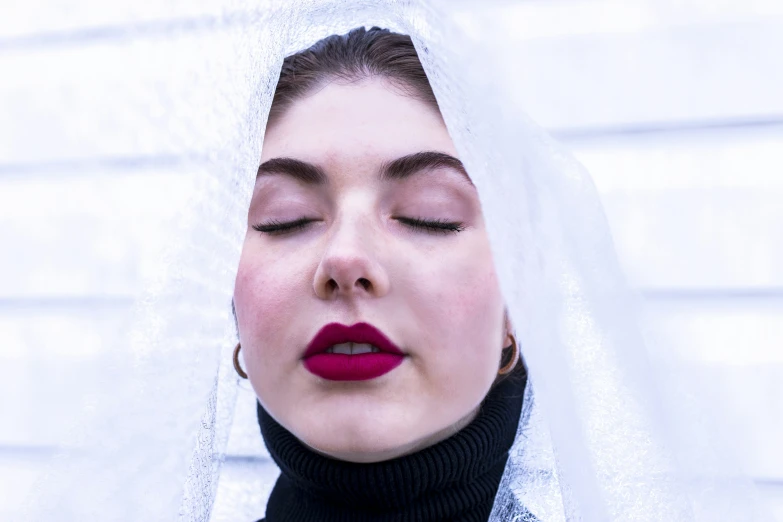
312, 215, 390, 300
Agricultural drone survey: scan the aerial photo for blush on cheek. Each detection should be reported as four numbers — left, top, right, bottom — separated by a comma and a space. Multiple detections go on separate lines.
237, 273, 288, 327
451, 264, 504, 355
234, 261, 269, 329
443, 257, 500, 317
234, 253, 309, 360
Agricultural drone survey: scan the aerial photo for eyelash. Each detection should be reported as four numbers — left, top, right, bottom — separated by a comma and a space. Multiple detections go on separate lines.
252, 217, 466, 236
252, 217, 313, 235
394, 217, 466, 234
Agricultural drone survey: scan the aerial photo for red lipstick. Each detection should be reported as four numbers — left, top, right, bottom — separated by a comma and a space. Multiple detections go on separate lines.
303, 322, 406, 381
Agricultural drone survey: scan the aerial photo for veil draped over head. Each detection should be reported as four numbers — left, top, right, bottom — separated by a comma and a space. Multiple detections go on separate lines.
19, 1, 770, 521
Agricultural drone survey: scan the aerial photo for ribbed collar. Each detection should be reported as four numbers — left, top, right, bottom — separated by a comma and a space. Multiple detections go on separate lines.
256, 369, 526, 522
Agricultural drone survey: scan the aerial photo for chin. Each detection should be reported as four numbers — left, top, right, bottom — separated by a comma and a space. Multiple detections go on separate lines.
306, 435, 415, 463
298, 413, 421, 463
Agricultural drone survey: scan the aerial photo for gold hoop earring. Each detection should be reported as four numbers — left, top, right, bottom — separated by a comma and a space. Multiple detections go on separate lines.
233, 342, 248, 379
497, 334, 519, 376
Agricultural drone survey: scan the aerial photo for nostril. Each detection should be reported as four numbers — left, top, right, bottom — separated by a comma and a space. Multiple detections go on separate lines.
327, 279, 338, 292
358, 278, 371, 291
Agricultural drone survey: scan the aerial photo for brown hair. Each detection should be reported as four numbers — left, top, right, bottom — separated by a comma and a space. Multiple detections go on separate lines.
263, 27, 526, 388
268, 26, 439, 128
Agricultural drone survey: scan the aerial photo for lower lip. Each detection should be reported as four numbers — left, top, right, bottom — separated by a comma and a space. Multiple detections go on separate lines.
303, 353, 405, 381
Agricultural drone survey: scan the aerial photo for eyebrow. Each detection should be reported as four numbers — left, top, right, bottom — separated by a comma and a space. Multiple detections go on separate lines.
256, 157, 327, 184
256, 151, 472, 186
381, 151, 472, 185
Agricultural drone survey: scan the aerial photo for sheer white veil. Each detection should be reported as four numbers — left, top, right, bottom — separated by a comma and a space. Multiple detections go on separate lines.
19, 0, 771, 520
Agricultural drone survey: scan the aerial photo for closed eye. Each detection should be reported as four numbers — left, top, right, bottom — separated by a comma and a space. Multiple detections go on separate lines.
252, 217, 316, 235
252, 216, 466, 236
394, 217, 466, 234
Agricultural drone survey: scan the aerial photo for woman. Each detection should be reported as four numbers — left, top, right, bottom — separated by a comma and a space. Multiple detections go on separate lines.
22, 2, 767, 521
232, 27, 532, 521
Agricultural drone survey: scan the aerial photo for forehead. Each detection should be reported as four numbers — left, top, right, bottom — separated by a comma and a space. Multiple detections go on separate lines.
261, 78, 457, 168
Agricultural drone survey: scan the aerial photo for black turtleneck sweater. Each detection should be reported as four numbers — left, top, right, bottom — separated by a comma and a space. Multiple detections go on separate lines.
255, 367, 529, 522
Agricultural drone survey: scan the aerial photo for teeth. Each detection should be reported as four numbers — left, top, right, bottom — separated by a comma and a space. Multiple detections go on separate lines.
332, 342, 352, 355
351, 343, 374, 355
325, 343, 382, 355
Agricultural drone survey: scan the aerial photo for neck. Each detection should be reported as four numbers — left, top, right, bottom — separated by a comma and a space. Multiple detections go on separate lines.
303, 403, 481, 463
256, 369, 527, 522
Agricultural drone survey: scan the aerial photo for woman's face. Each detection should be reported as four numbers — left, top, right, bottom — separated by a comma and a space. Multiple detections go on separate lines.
234, 77, 508, 463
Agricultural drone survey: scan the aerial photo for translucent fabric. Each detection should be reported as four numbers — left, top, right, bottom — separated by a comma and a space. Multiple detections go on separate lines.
19, 0, 771, 520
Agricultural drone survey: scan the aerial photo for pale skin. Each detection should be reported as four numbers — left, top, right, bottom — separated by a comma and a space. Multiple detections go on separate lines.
233, 76, 513, 463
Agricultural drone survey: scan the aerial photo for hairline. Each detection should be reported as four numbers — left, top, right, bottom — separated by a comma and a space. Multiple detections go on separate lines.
267, 73, 441, 131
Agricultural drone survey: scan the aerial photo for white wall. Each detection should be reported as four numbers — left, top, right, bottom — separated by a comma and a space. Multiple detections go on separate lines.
1, 0, 782, 518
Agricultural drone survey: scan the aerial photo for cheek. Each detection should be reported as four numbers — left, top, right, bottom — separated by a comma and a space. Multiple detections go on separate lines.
410, 237, 504, 371
233, 242, 309, 360
450, 263, 502, 349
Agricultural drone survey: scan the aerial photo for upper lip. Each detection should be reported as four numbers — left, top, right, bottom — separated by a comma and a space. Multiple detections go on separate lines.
304, 322, 405, 358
